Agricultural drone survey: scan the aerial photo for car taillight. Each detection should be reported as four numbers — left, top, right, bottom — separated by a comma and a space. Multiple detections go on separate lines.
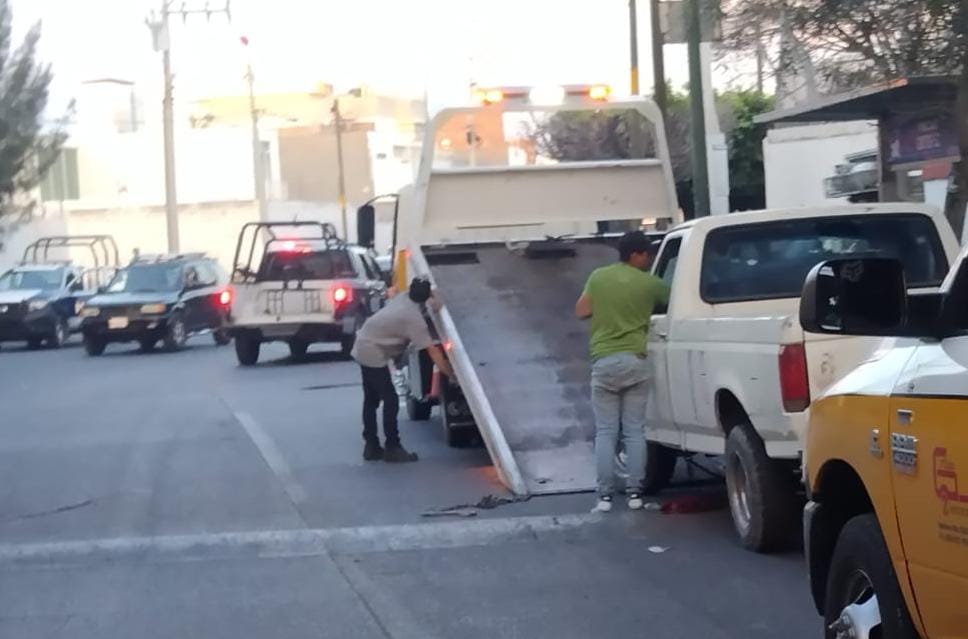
218, 289, 232, 306
331, 285, 352, 305
779, 342, 810, 413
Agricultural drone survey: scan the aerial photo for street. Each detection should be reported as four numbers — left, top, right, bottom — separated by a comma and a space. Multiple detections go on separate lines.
0, 337, 818, 638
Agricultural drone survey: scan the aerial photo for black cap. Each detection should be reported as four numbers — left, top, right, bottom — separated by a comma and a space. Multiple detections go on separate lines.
409, 277, 432, 303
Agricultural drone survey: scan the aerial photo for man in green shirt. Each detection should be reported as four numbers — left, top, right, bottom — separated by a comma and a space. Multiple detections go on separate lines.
575, 231, 670, 512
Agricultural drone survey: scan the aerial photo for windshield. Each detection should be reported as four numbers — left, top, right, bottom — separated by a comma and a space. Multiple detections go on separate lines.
701, 214, 948, 303
0, 268, 63, 291
106, 264, 183, 293
257, 250, 356, 281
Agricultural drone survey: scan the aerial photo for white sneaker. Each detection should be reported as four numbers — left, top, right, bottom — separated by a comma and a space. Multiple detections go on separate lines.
592, 496, 613, 513
627, 493, 644, 511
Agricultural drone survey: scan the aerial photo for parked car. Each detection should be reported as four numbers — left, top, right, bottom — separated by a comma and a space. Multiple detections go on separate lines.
799, 251, 968, 639
228, 222, 387, 366
80, 253, 232, 355
642, 203, 959, 552
0, 264, 87, 349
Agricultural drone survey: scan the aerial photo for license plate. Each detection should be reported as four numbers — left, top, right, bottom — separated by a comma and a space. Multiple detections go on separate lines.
108, 317, 129, 330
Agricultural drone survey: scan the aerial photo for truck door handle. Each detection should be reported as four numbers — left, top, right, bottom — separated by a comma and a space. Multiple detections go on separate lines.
896, 409, 913, 426
656, 331, 668, 339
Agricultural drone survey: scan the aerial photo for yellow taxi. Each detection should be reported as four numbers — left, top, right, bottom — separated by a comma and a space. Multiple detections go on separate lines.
799, 251, 968, 638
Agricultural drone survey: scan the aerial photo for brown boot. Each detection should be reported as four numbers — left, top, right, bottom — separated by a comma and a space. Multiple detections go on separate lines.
363, 442, 384, 461
384, 444, 418, 463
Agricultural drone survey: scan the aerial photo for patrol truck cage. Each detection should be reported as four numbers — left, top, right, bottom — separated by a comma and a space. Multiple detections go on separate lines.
231, 222, 345, 284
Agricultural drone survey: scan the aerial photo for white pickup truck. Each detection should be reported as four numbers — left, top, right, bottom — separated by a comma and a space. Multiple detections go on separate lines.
643, 203, 960, 552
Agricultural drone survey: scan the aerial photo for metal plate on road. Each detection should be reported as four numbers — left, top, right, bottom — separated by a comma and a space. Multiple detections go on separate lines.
108, 317, 129, 330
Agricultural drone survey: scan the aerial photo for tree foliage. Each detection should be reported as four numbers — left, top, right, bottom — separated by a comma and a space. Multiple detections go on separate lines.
0, 0, 67, 228
525, 88, 774, 213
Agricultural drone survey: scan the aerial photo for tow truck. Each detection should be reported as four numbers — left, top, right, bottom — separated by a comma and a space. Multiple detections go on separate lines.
0, 235, 118, 349
383, 87, 680, 494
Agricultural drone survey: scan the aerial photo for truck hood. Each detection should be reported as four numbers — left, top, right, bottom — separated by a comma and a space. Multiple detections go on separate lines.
86, 291, 179, 307
0, 289, 47, 304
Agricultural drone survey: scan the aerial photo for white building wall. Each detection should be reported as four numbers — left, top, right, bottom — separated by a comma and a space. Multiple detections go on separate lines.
763, 121, 878, 209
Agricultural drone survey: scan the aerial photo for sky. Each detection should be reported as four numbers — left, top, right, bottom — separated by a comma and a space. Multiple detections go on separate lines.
18, 0, 726, 114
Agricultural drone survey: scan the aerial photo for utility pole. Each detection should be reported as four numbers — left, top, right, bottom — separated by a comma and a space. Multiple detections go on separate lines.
332, 98, 348, 238
242, 42, 267, 220
628, 0, 640, 95
686, 0, 710, 217
650, 0, 667, 116
147, 1, 231, 253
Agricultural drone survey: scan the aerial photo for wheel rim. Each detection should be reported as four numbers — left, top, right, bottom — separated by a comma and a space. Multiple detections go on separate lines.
172, 319, 185, 345
829, 570, 881, 639
726, 450, 752, 536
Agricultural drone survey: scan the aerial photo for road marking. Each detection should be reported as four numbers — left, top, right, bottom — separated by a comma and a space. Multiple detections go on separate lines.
0, 513, 601, 567
223, 404, 310, 522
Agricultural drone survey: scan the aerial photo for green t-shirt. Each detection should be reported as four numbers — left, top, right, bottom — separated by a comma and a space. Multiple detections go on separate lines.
582, 262, 671, 360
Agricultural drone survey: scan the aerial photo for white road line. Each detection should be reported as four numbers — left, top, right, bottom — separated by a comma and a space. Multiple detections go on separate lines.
0, 513, 602, 566
228, 406, 310, 516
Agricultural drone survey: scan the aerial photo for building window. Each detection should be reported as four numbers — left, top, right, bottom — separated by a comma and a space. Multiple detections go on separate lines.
40, 148, 80, 201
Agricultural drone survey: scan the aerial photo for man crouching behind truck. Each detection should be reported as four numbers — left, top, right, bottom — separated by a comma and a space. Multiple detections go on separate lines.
575, 231, 670, 512
351, 277, 455, 463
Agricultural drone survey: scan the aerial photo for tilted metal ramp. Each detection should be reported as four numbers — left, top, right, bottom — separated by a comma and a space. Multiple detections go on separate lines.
422, 240, 618, 495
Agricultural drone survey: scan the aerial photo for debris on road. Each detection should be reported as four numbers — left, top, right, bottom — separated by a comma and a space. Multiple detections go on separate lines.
660, 493, 727, 515
421, 493, 532, 518
648, 546, 670, 554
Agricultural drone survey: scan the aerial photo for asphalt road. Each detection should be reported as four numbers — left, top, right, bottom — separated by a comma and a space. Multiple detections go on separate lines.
0, 336, 821, 638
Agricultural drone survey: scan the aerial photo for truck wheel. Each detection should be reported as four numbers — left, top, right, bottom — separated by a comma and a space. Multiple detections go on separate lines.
27, 337, 44, 350
824, 514, 918, 639
725, 424, 799, 552
213, 329, 231, 346
235, 334, 260, 366
46, 320, 67, 349
406, 394, 432, 421
642, 442, 678, 495
440, 380, 477, 447
288, 339, 309, 360
163, 314, 187, 352
83, 336, 106, 356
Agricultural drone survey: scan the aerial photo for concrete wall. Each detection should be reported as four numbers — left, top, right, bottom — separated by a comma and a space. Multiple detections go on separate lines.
277, 126, 374, 203
763, 121, 878, 209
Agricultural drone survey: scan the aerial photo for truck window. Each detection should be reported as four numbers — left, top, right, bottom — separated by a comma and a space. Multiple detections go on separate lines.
700, 214, 947, 304
654, 238, 681, 288
258, 250, 356, 281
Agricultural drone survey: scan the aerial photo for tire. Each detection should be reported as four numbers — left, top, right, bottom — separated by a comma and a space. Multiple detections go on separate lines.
46, 320, 67, 349
83, 335, 106, 356
823, 514, 919, 639
407, 394, 433, 421
235, 334, 260, 366
441, 381, 476, 447
139, 338, 157, 352
162, 314, 187, 352
288, 339, 309, 360
724, 424, 800, 552
27, 337, 44, 350
213, 329, 231, 346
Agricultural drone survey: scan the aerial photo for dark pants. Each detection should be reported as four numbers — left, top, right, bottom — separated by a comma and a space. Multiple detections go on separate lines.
360, 365, 400, 447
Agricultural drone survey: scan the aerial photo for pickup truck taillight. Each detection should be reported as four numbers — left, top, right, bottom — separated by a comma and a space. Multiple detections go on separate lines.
779, 343, 810, 413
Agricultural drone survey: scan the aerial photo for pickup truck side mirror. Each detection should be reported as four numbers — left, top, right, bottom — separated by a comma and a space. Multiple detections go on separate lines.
799, 258, 907, 336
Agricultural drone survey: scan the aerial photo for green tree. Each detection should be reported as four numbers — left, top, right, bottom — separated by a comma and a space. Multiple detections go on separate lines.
0, 0, 68, 230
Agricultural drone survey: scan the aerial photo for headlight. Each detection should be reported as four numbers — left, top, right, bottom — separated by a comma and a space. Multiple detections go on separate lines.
81, 306, 101, 318
28, 299, 49, 311
140, 303, 168, 314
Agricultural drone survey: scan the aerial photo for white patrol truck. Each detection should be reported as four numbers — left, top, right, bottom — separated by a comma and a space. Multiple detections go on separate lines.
228, 222, 388, 365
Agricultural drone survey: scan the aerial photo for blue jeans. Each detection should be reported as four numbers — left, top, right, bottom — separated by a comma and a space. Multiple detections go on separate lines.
591, 352, 650, 496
